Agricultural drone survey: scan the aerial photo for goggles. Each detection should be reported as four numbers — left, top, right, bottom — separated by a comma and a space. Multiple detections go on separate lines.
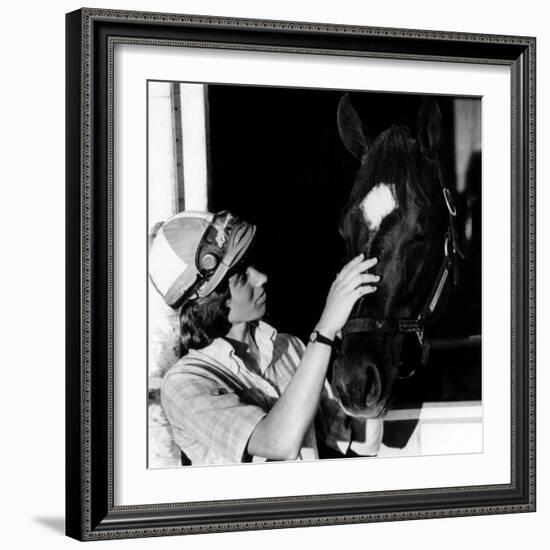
180, 211, 256, 307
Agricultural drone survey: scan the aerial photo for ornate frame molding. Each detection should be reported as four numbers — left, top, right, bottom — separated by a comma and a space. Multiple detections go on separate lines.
66, 8, 536, 541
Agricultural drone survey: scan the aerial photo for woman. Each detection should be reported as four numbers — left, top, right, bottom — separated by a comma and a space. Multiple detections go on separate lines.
149, 210, 382, 465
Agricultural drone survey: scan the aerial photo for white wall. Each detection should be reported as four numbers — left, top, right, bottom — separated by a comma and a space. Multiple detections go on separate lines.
0, 1, 546, 549
147, 81, 210, 467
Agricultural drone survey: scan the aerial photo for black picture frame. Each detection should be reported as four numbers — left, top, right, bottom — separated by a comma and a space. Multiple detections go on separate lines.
66, 8, 536, 541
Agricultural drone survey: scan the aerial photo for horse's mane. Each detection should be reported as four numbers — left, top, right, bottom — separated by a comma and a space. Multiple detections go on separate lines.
346, 124, 436, 211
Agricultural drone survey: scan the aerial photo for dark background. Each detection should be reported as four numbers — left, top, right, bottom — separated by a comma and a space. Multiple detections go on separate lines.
207, 84, 481, 403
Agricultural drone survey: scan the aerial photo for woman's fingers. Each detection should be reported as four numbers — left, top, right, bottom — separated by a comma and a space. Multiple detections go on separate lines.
319, 256, 379, 335
355, 284, 377, 296
358, 272, 381, 285
336, 253, 365, 281
361, 256, 379, 270
340, 259, 380, 287
340, 275, 379, 295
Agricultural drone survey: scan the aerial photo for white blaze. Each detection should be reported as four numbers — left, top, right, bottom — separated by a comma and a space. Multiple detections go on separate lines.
360, 183, 397, 230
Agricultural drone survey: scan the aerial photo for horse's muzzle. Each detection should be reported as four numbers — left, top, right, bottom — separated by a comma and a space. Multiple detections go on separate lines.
332, 359, 386, 418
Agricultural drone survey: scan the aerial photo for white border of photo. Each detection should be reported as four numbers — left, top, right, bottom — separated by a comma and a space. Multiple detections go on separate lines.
114, 43, 511, 506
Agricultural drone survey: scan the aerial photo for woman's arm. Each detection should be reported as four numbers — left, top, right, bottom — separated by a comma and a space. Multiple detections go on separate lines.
247, 254, 379, 460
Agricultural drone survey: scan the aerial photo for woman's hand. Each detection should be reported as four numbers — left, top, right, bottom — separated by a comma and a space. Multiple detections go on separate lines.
316, 254, 379, 338
248, 253, 378, 461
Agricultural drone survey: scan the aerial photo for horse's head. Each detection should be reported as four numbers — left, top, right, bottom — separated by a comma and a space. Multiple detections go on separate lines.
332, 94, 453, 418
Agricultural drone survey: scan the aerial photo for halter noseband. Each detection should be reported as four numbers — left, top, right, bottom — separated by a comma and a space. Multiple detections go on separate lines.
341, 176, 462, 365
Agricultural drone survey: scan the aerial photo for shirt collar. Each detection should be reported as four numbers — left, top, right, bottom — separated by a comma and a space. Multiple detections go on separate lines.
253, 320, 277, 374
196, 320, 278, 375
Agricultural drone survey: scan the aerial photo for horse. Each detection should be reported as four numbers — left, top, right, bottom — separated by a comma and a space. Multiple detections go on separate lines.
331, 94, 461, 419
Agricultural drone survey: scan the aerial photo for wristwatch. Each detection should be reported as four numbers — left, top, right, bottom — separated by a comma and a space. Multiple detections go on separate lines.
309, 330, 335, 348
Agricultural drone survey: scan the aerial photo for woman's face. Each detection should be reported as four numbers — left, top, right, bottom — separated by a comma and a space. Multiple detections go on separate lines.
226, 266, 268, 324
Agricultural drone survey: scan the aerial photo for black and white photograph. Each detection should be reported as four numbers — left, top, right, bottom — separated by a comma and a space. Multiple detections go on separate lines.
147, 82, 482, 468
1, 0, 544, 546
59, 4, 536, 543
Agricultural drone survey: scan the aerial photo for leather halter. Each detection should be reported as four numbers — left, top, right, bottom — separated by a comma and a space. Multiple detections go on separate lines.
341, 173, 462, 364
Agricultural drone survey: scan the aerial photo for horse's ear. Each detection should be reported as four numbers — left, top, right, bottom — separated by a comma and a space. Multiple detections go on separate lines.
417, 98, 442, 159
337, 93, 368, 160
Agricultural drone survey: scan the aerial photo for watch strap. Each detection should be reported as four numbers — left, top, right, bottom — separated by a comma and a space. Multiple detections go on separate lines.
310, 330, 335, 347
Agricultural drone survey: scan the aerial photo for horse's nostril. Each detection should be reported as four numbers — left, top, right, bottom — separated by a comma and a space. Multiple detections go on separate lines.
364, 364, 382, 408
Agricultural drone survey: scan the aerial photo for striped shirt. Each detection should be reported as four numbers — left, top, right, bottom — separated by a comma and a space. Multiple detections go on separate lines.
161, 320, 382, 465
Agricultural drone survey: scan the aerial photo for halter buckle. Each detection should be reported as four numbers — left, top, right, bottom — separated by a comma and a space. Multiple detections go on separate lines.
443, 187, 457, 217
444, 232, 451, 258
398, 319, 423, 333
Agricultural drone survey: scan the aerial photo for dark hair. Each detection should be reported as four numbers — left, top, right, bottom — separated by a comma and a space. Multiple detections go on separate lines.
179, 279, 232, 353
